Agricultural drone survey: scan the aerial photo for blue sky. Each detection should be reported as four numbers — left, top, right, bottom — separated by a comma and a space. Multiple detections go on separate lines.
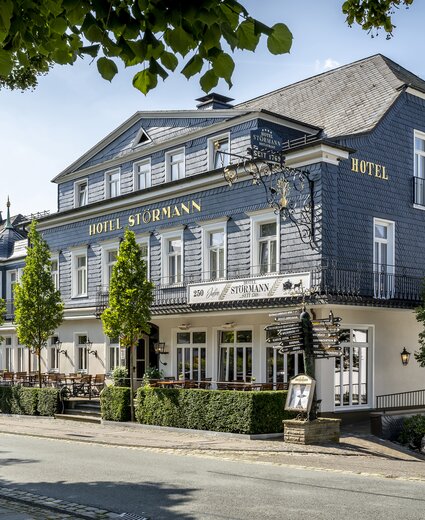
2, 0, 424, 217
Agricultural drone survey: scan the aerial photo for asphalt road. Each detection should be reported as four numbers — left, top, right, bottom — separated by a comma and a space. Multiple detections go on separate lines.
0, 433, 424, 520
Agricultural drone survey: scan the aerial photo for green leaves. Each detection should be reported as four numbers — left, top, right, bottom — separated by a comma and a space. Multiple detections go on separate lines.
267, 23, 293, 55
97, 56, 118, 81
0, 49, 13, 76
133, 68, 157, 94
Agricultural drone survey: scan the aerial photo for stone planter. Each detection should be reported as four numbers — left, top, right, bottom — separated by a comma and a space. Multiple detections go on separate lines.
283, 417, 341, 445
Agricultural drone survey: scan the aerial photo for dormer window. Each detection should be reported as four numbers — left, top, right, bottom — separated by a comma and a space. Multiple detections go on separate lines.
105, 169, 120, 198
75, 179, 88, 207
166, 148, 185, 181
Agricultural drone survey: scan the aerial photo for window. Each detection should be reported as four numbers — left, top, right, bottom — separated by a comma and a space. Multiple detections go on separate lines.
108, 337, 120, 372
71, 249, 87, 297
51, 257, 59, 290
334, 327, 371, 408
166, 148, 185, 181
176, 331, 207, 381
75, 179, 88, 207
161, 230, 183, 285
134, 159, 151, 190
137, 237, 150, 278
105, 169, 120, 198
414, 130, 425, 205
373, 218, 395, 299
250, 212, 279, 275
218, 330, 252, 382
266, 347, 304, 384
76, 334, 88, 372
6, 270, 18, 300
17, 346, 25, 372
208, 134, 230, 170
1, 337, 13, 371
102, 244, 118, 287
49, 336, 59, 372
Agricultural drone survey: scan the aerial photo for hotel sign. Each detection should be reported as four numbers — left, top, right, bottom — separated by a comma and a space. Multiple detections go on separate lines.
88, 199, 202, 236
188, 273, 311, 305
250, 128, 283, 163
351, 158, 388, 181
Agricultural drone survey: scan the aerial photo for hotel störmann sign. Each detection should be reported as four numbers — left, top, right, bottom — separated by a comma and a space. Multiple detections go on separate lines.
188, 273, 311, 304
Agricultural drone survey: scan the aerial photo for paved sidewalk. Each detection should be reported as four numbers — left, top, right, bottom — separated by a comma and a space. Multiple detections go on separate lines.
0, 415, 424, 482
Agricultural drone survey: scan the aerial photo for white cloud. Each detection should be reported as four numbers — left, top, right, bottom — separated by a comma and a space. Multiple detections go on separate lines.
314, 58, 341, 73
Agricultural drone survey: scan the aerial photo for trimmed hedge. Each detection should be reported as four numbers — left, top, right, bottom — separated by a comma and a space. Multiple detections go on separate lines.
100, 386, 131, 422
0, 387, 59, 416
135, 388, 294, 434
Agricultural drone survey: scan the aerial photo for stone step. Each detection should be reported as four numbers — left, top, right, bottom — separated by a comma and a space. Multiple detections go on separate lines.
54, 413, 101, 424
64, 408, 101, 417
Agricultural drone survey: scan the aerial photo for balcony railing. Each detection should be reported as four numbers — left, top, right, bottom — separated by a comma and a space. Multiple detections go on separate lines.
4, 300, 14, 321
95, 261, 425, 317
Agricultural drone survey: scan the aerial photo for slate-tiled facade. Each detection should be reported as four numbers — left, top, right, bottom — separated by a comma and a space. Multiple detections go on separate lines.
3, 55, 425, 414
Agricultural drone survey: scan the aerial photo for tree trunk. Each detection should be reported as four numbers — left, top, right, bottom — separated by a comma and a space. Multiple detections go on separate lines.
129, 343, 135, 422
38, 348, 42, 388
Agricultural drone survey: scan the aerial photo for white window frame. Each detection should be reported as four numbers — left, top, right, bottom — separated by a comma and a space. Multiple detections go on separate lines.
16, 345, 25, 373
175, 329, 208, 381
75, 333, 89, 373
414, 130, 425, 207
133, 158, 152, 191
334, 324, 374, 411
218, 328, 253, 382
208, 133, 230, 170
249, 211, 280, 276
48, 336, 60, 372
1, 336, 13, 371
107, 336, 120, 373
101, 240, 119, 287
201, 219, 227, 281
166, 148, 185, 182
136, 235, 150, 279
74, 178, 88, 208
105, 168, 121, 199
161, 228, 184, 285
51, 254, 59, 290
373, 218, 395, 299
6, 269, 19, 300
71, 247, 88, 298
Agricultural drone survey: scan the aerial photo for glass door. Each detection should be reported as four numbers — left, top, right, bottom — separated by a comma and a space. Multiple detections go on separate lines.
374, 220, 394, 298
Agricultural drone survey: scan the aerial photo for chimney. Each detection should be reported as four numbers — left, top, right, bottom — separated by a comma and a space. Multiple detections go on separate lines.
196, 93, 234, 110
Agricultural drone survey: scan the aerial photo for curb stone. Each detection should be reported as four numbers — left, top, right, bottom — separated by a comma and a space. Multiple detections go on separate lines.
0, 486, 149, 520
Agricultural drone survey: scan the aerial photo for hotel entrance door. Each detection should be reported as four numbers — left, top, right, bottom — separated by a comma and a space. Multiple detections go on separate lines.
136, 336, 148, 380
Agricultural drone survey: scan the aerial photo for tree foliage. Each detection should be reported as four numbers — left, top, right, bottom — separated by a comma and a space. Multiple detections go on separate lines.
342, 0, 414, 36
415, 294, 425, 367
14, 221, 64, 386
0, 0, 292, 94
101, 229, 154, 420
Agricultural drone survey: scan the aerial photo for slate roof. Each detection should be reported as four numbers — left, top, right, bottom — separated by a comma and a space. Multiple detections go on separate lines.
0, 215, 27, 260
237, 54, 425, 138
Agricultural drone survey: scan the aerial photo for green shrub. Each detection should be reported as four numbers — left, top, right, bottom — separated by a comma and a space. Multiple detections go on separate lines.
135, 388, 294, 434
100, 385, 131, 421
399, 414, 425, 449
111, 366, 129, 387
37, 388, 60, 416
0, 387, 60, 416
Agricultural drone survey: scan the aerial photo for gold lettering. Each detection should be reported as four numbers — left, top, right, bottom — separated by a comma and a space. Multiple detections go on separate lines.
128, 215, 135, 227
351, 158, 359, 172
109, 219, 115, 232
136, 213, 141, 225
171, 206, 181, 218
192, 200, 201, 213
367, 162, 374, 176
89, 224, 96, 236
181, 202, 190, 214
116, 218, 122, 229
152, 209, 160, 222
142, 210, 151, 224
96, 223, 103, 234
382, 166, 388, 180
360, 160, 367, 174
375, 164, 382, 178
103, 222, 108, 233
162, 207, 171, 219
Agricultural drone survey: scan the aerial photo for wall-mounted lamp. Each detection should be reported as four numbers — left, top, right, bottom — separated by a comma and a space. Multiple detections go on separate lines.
221, 322, 236, 329
55, 339, 68, 357
401, 347, 411, 366
154, 342, 168, 366
178, 323, 191, 331
85, 338, 98, 358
